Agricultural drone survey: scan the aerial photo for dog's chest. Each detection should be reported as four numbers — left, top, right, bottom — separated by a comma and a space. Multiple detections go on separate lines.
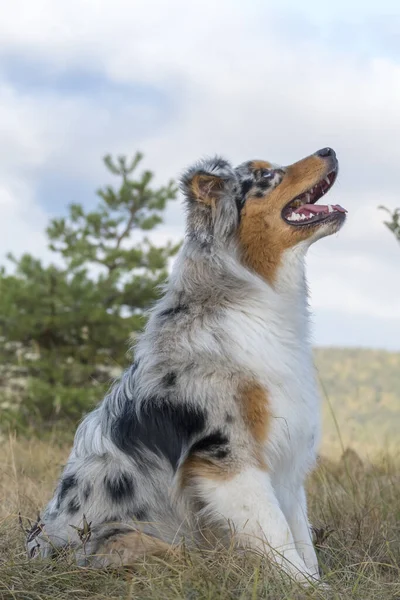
224, 302, 320, 474
264, 363, 320, 476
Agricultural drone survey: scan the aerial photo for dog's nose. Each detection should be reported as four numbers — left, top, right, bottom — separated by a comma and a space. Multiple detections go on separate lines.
316, 147, 336, 159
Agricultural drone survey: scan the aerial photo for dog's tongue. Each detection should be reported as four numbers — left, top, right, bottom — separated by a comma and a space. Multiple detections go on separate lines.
294, 204, 347, 215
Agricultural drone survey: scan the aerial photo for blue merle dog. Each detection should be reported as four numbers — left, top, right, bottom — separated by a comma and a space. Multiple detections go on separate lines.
27, 149, 345, 582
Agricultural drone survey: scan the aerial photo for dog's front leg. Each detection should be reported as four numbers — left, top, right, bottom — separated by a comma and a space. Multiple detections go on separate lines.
196, 467, 314, 582
278, 485, 320, 579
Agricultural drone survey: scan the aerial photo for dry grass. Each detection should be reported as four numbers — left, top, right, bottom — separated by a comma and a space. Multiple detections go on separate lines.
0, 437, 399, 600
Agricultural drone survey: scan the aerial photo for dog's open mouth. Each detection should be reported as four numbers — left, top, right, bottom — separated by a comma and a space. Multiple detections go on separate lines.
282, 168, 346, 226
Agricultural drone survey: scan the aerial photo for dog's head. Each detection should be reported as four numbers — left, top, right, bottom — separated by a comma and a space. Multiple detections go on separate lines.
181, 149, 346, 282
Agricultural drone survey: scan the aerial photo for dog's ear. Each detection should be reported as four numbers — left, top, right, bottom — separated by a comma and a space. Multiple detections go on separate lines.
190, 173, 224, 206
181, 157, 235, 206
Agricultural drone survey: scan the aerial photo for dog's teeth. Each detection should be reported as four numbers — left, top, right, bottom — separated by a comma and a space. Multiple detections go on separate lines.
328, 204, 333, 213
287, 210, 318, 222
325, 177, 330, 185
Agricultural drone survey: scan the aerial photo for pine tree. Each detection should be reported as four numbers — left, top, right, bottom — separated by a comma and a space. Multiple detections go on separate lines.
0, 153, 180, 435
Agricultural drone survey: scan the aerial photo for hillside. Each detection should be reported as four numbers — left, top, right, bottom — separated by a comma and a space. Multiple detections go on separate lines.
315, 348, 400, 456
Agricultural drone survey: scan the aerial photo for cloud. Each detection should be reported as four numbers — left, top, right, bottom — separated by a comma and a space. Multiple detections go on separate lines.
0, 0, 399, 348
0, 178, 50, 263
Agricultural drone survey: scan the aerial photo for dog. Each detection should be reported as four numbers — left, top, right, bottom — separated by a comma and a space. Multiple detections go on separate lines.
26, 148, 346, 582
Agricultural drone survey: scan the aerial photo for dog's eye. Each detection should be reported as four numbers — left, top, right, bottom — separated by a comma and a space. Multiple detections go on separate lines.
262, 170, 274, 179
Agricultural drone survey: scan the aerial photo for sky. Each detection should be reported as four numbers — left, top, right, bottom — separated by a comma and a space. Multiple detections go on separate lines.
1, 0, 400, 350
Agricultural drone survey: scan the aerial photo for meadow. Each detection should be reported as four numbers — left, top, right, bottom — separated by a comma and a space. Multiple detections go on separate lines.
315, 348, 400, 456
0, 347, 399, 599
0, 438, 399, 599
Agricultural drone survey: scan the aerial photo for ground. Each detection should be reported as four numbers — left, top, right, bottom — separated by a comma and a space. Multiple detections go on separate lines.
0, 437, 399, 600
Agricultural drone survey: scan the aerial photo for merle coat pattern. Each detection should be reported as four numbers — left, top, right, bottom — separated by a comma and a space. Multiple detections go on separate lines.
27, 150, 345, 582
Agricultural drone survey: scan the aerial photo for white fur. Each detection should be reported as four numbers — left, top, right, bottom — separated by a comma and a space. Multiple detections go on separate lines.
204, 243, 321, 580
198, 468, 315, 582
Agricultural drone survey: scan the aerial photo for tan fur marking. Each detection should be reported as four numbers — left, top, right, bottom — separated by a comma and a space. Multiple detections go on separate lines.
239, 206, 287, 283
180, 455, 237, 488
239, 154, 331, 283
241, 382, 270, 444
240, 382, 270, 471
250, 160, 273, 171
93, 530, 180, 567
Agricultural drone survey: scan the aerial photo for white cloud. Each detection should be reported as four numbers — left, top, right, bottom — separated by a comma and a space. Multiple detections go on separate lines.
0, 0, 400, 348
0, 179, 49, 263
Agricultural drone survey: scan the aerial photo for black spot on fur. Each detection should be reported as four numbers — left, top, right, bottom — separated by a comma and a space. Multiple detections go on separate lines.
190, 430, 230, 460
236, 179, 254, 215
257, 179, 273, 190
67, 496, 81, 514
225, 413, 234, 424
254, 190, 265, 198
58, 474, 77, 506
159, 305, 189, 319
104, 473, 134, 503
134, 507, 148, 521
111, 399, 206, 470
163, 372, 177, 387
215, 448, 230, 459
240, 179, 253, 198
83, 483, 92, 501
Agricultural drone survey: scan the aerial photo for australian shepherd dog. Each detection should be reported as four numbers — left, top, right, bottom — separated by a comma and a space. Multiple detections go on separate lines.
27, 148, 346, 583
